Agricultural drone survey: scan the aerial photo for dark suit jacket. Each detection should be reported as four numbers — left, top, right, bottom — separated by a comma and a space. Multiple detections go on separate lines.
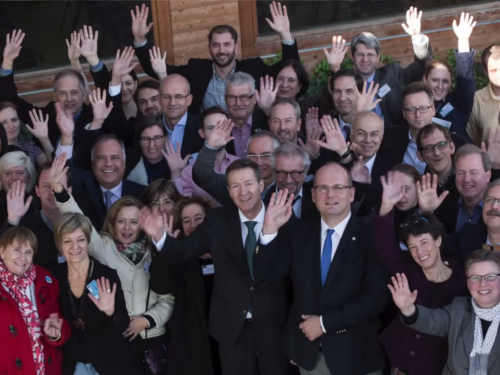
154, 204, 292, 370
255, 215, 389, 374
263, 180, 319, 220
225, 107, 270, 156
56, 258, 133, 375
448, 223, 488, 266
135, 41, 300, 114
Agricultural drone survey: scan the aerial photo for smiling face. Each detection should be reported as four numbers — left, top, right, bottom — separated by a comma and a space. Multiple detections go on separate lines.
181, 203, 206, 237
403, 92, 436, 133
1, 166, 28, 193
393, 172, 418, 211
332, 76, 359, 117
92, 139, 126, 190
121, 74, 138, 104
60, 228, 89, 265
483, 185, 500, 229
276, 66, 301, 99
225, 83, 255, 123
209, 32, 238, 68
269, 103, 301, 143
0, 107, 20, 144
247, 136, 275, 182
227, 167, 264, 218
140, 125, 166, 164
352, 43, 380, 78
36, 168, 71, 211
351, 113, 383, 160
467, 261, 500, 308
160, 75, 192, 125
54, 75, 85, 115
423, 64, 452, 102
417, 128, 455, 176
137, 87, 161, 116
0, 241, 34, 276
455, 153, 491, 201
274, 154, 306, 196
407, 233, 442, 270
114, 206, 141, 245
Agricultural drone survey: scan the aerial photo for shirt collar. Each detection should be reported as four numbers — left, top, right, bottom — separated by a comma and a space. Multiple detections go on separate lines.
73, 107, 84, 121
338, 116, 350, 128
100, 181, 123, 196
212, 62, 236, 81
163, 112, 188, 133
367, 72, 376, 83
364, 154, 377, 175
275, 186, 303, 200
408, 130, 416, 143
239, 201, 266, 224
321, 212, 351, 237
487, 84, 500, 102
458, 196, 483, 209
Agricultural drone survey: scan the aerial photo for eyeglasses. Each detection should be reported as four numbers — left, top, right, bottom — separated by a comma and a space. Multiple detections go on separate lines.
400, 216, 429, 228
467, 273, 500, 283
225, 94, 254, 104
274, 169, 306, 179
404, 106, 433, 114
140, 135, 165, 145
420, 141, 449, 154
203, 125, 216, 132
150, 199, 175, 208
484, 196, 500, 206
248, 153, 272, 162
162, 94, 190, 101
313, 185, 352, 194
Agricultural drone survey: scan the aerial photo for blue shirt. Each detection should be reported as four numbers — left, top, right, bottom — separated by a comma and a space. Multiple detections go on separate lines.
164, 112, 188, 153
455, 196, 483, 232
367, 73, 384, 121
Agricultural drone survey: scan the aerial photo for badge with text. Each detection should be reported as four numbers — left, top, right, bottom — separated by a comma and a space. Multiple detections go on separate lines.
58, 255, 67, 264
439, 102, 454, 117
202, 264, 215, 276
432, 117, 452, 130
86, 280, 100, 300
144, 261, 150, 273
377, 84, 391, 98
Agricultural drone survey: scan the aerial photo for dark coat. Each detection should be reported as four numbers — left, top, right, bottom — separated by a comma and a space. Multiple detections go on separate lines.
448, 223, 488, 266
0, 265, 71, 375
56, 258, 133, 375
263, 180, 319, 220
255, 216, 390, 375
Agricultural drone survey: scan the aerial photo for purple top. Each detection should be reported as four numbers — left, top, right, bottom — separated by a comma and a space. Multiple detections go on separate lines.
231, 115, 252, 159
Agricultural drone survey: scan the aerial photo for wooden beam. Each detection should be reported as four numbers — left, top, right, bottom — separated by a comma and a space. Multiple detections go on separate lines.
151, 0, 175, 64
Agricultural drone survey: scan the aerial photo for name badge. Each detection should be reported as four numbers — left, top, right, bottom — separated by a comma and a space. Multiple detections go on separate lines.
399, 242, 409, 251
432, 117, 452, 130
377, 84, 391, 98
439, 102, 454, 117
202, 264, 215, 276
144, 261, 151, 273
58, 255, 67, 264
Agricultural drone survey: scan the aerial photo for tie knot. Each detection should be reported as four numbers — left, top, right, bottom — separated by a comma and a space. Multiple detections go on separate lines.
245, 221, 257, 231
104, 190, 113, 199
326, 228, 335, 237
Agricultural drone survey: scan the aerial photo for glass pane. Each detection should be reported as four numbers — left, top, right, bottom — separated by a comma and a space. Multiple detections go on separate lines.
257, 0, 492, 36
0, 0, 153, 73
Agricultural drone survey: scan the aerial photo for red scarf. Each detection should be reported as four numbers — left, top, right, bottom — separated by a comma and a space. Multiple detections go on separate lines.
0, 261, 44, 375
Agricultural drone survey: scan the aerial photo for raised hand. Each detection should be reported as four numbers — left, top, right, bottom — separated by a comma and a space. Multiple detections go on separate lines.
131, 4, 154, 44
149, 46, 167, 80
298, 110, 322, 160
3, 30, 25, 70
66, 31, 81, 62
87, 277, 117, 317
78, 25, 99, 66
43, 313, 63, 340
27, 109, 49, 141
263, 188, 294, 235
481, 128, 500, 169
357, 81, 382, 112
50, 154, 69, 194
265, 1, 292, 41
416, 173, 449, 213
255, 75, 279, 116
139, 207, 178, 242
453, 13, 476, 53
379, 171, 405, 216
55, 102, 75, 146
162, 140, 190, 179
206, 118, 234, 149
388, 273, 418, 316
89, 88, 113, 129
351, 156, 371, 184
6, 180, 32, 225
401, 7, 423, 37
316, 115, 348, 156
323, 35, 348, 73
123, 316, 148, 341
111, 47, 138, 85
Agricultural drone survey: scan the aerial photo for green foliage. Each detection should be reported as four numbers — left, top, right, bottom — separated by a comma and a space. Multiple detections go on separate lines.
263, 51, 283, 66
437, 49, 489, 90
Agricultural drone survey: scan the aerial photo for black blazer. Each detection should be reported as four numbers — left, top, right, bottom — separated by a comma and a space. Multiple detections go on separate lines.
56, 258, 133, 375
447, 223, 488, 266
154, 204, 292, 356
263, 180, 319, 220
225, 107, 270, 156
255, 216, 389, 374
135, 41, 300, 114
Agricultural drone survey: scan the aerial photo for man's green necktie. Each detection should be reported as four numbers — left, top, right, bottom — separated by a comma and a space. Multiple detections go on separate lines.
244, 221, 257, 279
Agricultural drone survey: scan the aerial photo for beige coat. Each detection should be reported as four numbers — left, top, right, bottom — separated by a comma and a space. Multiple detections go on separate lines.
57, 194, 174, 339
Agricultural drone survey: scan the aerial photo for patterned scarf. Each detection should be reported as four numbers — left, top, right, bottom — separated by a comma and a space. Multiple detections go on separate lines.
115, 235, 148, 265
469, 298, 500, 375
0, 261, 44, 375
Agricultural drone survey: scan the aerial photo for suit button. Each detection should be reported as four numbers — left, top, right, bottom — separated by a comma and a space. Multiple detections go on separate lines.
250, 287, 254, 291
48, 356, 52, 365
9, 325, 18, 337
1, 296, 6, 301
416, 334, 420, 339
243, 310, 246, 315
410, 351, 415, 356
16, 359, 22, 369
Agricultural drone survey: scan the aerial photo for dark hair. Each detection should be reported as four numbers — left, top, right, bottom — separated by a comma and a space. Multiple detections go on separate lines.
133, 79, 160, 106
425, 60, 453, 78
402, 82, 434, 103
465, 249, 500, 272
0, 101, 20, 114
36, 162, 73, 189
0, 227, 38, 256
173, 196, 214, 237
134, 115, 167, 152
481, 44, 500, 73
391, 164, 421, 183
277, 60, 309, 98
199, 106, 228, 129
416, 124, 453, 151
225, 159, 261, 185
399, 213, 445, 248
208, 25, 238, 43
330, 69, 364, 93
142, 179, 182, 207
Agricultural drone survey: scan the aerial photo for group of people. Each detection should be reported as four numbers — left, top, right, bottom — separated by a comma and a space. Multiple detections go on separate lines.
1, 2, 500, 375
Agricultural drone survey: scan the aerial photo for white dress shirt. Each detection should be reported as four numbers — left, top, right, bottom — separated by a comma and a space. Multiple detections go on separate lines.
364, 154, 377, 175
403, 131, 427, 175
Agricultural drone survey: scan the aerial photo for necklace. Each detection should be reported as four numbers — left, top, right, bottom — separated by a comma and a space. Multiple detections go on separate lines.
66, 258, 93, 331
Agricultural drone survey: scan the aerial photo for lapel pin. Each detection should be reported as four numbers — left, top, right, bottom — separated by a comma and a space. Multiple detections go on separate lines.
352, 237, 356, 241
45, 276, 52, 284
255, 245, 259, 254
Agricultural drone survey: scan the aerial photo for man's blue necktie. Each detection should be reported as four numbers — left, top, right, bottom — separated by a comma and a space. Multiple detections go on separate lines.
321, 229, 335, 286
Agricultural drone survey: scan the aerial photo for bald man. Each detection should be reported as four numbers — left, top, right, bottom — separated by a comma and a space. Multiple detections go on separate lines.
160, 74, 204, 156
349, 111, 397, 216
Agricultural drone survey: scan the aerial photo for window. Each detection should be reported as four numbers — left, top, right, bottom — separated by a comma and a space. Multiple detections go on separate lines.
0, 0, 153, 73
257, 0, 492, 36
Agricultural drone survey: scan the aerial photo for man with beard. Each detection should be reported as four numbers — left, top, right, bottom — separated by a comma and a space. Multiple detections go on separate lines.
467, 44, 500, 145
131, 2, 299, 114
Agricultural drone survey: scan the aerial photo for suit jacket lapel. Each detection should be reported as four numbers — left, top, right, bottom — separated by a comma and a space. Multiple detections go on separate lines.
88, 178, 106, 218
463, 302, 474, 359
225, 208, 253, 282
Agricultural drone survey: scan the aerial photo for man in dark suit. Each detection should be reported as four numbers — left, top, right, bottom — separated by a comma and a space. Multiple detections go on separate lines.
256, 162, 389, 374
324, 7, 432, 128
131, 3, 299, 114
141, 159, 293, 375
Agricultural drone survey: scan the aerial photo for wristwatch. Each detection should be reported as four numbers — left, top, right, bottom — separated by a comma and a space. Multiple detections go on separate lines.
340, 148, 352, 161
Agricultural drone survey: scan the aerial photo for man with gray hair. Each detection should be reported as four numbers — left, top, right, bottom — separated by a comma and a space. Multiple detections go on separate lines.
225, 72, 270, 158
323, 6, 432, 128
